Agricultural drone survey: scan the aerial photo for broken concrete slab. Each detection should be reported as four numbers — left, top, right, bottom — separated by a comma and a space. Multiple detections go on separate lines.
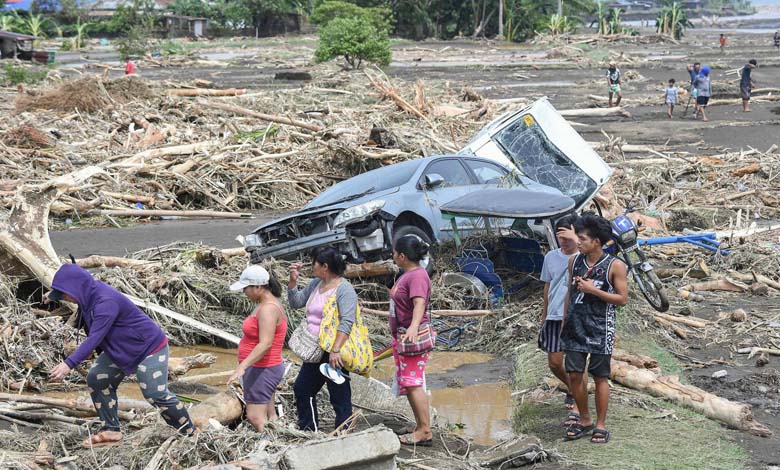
350, 375, 414, 419
280, 426, 399, 470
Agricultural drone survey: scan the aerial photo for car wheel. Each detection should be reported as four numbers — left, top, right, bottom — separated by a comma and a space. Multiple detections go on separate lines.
392, 225, 435, 276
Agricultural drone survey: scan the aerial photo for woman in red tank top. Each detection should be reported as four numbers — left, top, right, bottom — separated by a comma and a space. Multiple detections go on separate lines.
228, 265, 287, 432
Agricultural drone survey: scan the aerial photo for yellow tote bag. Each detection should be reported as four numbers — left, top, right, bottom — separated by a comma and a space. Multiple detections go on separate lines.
319, 296, 373, 376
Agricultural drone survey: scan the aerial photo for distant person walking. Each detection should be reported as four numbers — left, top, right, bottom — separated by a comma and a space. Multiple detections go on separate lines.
739, 59, 758, 112
686, 62, 702, 116
774, 31, 779, 49
719, 34, 727, 53
125, 59, 135, 75
694, 66, 712, 122
664, 79, 678, 119
605, 61, 622, 107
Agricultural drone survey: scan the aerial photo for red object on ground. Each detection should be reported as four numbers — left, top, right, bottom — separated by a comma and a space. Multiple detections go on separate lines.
720, 36, 726, 47
125, 60, 135, 75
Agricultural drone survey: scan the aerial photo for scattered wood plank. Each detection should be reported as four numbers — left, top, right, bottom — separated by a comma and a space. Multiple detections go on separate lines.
168, 88, 246, 97
197, 100, 324, 133
654, 313, 707, 329
87, 209, 252, 219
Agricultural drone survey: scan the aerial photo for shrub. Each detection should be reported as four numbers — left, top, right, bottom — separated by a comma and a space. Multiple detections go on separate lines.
310, 1, 393, 35
314, 17, 391, 69
2, 63, 49, 86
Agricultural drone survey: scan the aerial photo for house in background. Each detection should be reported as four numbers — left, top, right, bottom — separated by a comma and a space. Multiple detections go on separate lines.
163, 15, 208, 37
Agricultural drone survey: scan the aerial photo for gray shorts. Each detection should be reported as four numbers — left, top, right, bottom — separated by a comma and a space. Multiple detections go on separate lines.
243, 364, 284, 404
741, 85, 751, 101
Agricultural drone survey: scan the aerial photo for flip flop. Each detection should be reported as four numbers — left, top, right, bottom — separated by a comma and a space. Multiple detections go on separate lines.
319, 363, 346, 385
563, 422, 594, 441
564, 394, 575, 410
399, 433, 433, 447
591, 428, 611, 444
561, 412, 580, 427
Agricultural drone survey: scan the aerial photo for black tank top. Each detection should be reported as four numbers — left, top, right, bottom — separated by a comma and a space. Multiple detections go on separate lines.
560, 253, 617, 355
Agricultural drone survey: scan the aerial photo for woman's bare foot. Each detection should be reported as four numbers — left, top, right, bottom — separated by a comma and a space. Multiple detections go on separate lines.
82, 430, 123, 448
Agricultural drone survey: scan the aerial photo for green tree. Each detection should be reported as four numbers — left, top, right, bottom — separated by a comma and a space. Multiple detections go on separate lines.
24, 14, 51, 41
311, 1, 393, 34
314, 16, 391, 69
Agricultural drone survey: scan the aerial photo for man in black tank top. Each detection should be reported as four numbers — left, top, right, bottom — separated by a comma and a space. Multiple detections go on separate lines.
560, 215, 628, 444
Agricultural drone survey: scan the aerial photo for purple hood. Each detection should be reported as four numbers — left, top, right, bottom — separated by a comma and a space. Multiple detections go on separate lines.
53, 264, 166, 374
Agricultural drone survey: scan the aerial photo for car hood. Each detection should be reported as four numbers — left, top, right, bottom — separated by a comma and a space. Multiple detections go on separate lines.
251, 186, 400, 233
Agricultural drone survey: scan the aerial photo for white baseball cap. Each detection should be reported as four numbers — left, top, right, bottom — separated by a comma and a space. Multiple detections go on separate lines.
229, 265, 270, 291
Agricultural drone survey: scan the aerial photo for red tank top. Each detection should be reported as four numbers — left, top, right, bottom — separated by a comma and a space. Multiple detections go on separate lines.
238, 304, 287, 368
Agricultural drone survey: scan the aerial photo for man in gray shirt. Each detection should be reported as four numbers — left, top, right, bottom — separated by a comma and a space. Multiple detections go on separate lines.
539, 214, 580, 421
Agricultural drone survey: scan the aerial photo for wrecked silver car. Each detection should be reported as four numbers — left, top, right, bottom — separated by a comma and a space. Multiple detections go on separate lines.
244, 98, 612, 265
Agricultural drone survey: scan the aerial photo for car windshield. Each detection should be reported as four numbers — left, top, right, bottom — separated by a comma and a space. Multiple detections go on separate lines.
304, 159, 421, 209
493, 119, 596, 207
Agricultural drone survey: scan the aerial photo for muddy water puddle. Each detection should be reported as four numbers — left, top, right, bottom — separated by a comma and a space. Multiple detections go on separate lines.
44, 348, 513, 445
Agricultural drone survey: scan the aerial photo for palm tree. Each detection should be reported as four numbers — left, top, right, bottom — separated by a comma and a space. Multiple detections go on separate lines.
1, 12, 23, 31
656, 2, 692, 39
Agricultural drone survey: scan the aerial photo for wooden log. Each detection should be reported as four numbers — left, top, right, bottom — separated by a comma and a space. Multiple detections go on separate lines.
727, 271, 780, 291
197, 100, 324, 133
128, 296, 240, 345
654, 267, 709, 279
87, 209, 252, 219
344, 261, 397, 279
189, 391, 244, 429
168, 353, 217, 376
610, 360, 771, 436
736, 347, 780, 358
612, 348, 661, 371
100, 190, 158, 206
75, 255, 157, 269
732, 163, 761, 177
559, 107, 631, 118
654, 313, 707, 329
681, 278, 748, 293
655, 316, 688, 339
0, 393, 144, 420
167, 88, 246, 97
116, 142, 215, 166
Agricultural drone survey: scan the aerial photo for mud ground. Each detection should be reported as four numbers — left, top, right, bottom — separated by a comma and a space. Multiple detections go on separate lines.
47, 17, 780, 468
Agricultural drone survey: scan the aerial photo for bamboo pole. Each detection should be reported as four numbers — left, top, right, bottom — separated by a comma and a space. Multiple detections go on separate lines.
197, 100, 324, 133
87, 209, 252, 219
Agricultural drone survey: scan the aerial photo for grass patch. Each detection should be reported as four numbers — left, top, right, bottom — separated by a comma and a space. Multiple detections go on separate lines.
514, 395, 747, 469
616, 302, 682, 376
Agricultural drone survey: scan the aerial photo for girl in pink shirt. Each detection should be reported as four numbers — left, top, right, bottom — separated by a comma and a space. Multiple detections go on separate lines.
390, 235, 433, 447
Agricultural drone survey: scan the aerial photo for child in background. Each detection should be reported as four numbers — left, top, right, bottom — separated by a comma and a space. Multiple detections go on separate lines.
665, 79, 678, 119
560, 215, 629, 444
538, 215, 581, 425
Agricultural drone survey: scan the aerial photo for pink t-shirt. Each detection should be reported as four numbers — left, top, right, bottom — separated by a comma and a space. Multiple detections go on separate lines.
390, 268, 431, 334
306, 287, 336, 335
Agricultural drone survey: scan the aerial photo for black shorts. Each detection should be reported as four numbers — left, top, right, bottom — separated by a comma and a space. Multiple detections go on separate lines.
696, 96, 710, 106
538, 320, 562, 353
564, 350, 611, 378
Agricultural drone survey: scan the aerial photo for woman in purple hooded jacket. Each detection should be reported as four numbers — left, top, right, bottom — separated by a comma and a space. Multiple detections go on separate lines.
47, 264, 194, 447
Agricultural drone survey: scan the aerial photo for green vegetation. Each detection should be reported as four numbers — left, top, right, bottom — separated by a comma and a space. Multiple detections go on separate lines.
656, 1, 693, 40
314, 17, 391, 69
115, 26, 152, 60
2, 63, 50, 86
310, 1, 393, 35
545, 13, 576, 35
511, 303, 745, 468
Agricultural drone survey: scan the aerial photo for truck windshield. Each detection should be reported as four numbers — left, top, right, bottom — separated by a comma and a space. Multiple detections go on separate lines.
493, 119, 596, 208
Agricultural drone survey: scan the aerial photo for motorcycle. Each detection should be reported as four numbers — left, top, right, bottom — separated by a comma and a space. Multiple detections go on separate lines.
606, 210, 670, 312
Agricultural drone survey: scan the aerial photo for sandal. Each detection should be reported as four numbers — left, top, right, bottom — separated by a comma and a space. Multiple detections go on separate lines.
591, 428, 611, 444
399, 433, 433, 447
564, 394, 575, 410
563, 422, 594, 441
561, 412, 580, 427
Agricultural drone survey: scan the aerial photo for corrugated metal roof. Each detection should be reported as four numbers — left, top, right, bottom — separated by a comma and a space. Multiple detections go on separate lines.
0, 30, 36, 40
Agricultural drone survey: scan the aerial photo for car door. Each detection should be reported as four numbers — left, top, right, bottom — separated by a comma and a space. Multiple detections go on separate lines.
419, 158, 486, 240
461, 98, 613, 212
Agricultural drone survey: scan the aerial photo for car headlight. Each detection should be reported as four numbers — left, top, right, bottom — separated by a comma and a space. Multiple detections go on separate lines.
244, 233, 264, 248
333, 200, 386, 228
